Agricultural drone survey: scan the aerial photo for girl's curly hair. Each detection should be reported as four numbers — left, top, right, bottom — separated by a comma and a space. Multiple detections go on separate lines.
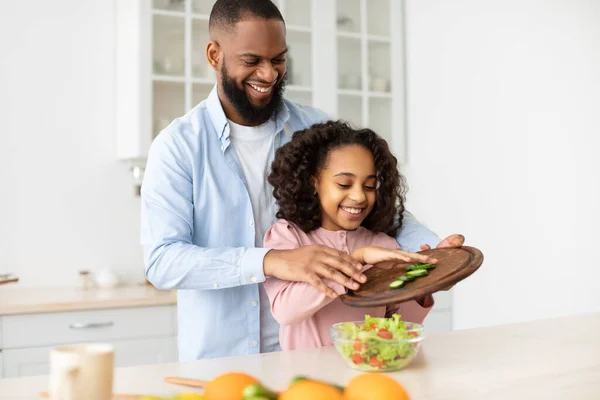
268, 120, 408, 236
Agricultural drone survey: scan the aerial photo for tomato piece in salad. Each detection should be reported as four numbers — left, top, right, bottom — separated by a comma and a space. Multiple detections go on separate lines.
377, 328, 393, 340
351, 353, 366, 364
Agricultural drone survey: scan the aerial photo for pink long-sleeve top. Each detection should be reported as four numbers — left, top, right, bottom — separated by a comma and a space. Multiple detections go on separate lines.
263, 219, 433, 351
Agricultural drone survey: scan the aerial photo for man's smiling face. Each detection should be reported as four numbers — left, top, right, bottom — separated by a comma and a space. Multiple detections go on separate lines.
211, 17, 288, 125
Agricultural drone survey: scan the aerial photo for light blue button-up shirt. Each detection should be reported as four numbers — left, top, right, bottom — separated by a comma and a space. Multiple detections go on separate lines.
140, 86, 440, 361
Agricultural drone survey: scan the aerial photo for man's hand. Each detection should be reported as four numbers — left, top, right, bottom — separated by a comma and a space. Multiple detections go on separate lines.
419, 234, 465, 251
419, 234, 466, 291
263, 246, 366, 299
352, 246, 438, 266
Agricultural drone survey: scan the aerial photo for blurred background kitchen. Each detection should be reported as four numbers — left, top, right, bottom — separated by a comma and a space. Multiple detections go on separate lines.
0, 0, 599, 378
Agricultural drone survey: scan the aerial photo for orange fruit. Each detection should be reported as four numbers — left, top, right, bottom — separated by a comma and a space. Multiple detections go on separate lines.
343, 373, 410, 400
203, 372, 259, 400
280, 379, 344, 400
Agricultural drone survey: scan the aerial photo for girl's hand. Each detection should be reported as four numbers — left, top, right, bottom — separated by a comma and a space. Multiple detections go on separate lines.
351, 246, 437, 266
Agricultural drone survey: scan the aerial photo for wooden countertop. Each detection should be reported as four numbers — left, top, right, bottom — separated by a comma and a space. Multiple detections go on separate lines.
0, 284, 176, 315
1, 312, 598, 399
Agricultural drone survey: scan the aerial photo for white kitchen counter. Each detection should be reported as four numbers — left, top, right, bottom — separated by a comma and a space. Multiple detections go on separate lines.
1, 312, 598, 399
0, 284, 176, 315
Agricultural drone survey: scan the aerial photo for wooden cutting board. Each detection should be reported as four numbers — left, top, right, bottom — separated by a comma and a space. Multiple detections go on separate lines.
340, 246, 483, 307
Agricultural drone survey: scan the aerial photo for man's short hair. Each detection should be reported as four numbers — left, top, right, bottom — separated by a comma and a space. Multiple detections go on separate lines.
209, 0, 285, 34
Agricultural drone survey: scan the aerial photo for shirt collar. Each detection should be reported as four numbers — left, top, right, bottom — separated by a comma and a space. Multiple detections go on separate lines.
206, 85, 228, 140
205, 84, 291, 144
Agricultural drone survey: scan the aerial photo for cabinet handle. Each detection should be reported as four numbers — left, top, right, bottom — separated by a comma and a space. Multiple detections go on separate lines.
69, 321, 114, 329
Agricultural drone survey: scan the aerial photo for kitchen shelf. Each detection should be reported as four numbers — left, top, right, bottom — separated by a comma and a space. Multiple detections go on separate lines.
338, 89, 363, 97
153, 74, 187, 83
368, 91, 392, 98
337, 31, 362, 40
152, 9, 186, 18
367, 34, 391, 43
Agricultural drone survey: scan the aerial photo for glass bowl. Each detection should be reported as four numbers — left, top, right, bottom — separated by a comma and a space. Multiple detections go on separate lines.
330, 320, 424, 372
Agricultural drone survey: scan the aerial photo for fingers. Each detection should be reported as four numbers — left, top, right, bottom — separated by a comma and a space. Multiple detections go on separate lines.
420, 244, 431, 251
319, 254, 366, 284
314, 263, 360, 291
361, 246, 438, 266
438, 234, 466, 248
319, 247, 366, 283
392, 250, 438, 264
373, 261, 398, 270
305, 273, 339, 298
451, 234, 465, 246
322, 247, 363, 271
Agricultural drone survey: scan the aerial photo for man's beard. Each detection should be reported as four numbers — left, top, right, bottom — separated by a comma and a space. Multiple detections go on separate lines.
220, 61, 287, 125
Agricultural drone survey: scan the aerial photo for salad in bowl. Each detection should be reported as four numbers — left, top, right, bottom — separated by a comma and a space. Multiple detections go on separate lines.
330, 314, 424, 372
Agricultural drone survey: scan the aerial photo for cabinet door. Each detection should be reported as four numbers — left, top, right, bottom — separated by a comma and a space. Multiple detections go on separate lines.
276, 0, 314, 106
0, 351, 3, 378
1, 306, 175, 349
2, 336, 177, 378
2, 346, 50, 378
334, 0, 406, 161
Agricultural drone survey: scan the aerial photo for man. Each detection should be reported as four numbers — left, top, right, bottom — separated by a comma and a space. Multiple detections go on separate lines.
141, 0, 464, 361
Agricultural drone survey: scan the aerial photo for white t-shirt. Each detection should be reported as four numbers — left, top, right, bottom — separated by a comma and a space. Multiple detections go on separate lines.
228, 118, 280, 353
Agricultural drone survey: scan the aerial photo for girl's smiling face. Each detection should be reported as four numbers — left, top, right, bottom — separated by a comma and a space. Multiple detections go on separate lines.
313, 145, 378, 231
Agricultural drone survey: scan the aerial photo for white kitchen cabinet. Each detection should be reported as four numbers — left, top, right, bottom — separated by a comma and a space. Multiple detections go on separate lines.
3, 347, 51, 378
2, 337, 177, 378
116, 0, 408, 168
1, 306, 174, 349
0, 305, 178, 378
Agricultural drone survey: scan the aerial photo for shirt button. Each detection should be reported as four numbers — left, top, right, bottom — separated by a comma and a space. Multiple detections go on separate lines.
212, 282, 219, 288
251, 301, 258, 307
252, 340, 258, 347
220, 145, 225, 151
250, 276, 257, 283
249, 220, 254, 226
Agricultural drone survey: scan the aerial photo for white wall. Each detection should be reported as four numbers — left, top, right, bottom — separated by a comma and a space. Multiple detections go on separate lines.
403, 0, 600, 329
0, 0, 145, 286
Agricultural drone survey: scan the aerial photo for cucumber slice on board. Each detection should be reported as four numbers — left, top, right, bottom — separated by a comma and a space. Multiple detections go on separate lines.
405, 263, 436, 271
406, 269, 428, 278
388, 280, 405, 289
396, 275, 416, 282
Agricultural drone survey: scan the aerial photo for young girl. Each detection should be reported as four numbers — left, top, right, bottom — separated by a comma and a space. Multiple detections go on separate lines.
263, 120, 436, 351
